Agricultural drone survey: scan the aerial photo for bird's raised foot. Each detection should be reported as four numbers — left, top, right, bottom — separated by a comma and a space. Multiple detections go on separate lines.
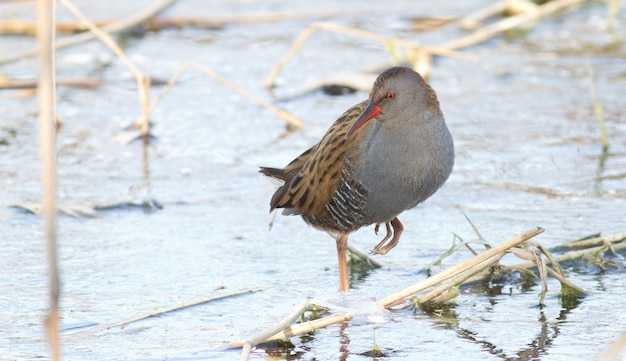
370, 217, 404, 255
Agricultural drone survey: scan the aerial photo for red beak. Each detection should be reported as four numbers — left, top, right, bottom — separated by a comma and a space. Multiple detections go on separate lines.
346, 101, 381, 137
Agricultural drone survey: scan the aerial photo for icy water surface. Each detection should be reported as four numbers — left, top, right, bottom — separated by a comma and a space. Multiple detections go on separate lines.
1, 1, 625, 360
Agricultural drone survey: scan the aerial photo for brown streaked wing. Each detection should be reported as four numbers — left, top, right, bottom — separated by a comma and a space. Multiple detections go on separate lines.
268, 100, 368, 216
260, 145, 317, 182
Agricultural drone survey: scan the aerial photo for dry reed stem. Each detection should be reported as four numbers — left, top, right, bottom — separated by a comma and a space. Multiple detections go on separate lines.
378, 226, 544, 307
556, 233, 626, 249
0, 19, 109, 35
233, 227, 544, 346
265, 22, 477, 90
36, 0, 60, 359
0, 0, 176, 65
459, 0, 543, 30
457, 239, 586, 296
66, 288, 264, 338
59, 0, 150, 136
459, 0, 509, 30
518, 240, 626, 268
240, 300, 310, 361
0, 77, 103, 90
0, 8, 408, 35
259, 312, 355, 344
417, 251, 506, 305
149, 61, 305, 130
588, 67, 609, 150
438, 0, 584, 50
461, 235, 624, 289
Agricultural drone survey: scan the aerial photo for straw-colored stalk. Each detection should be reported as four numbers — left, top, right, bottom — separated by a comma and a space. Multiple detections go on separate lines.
148, 61, 305, 130
0, 7, 410, 35
459, 1, 509, 30
59, 0, 150, 138
440, 0, 585, 50
0, 0, 176, 66
607, 0, 621, 30
265, 22, 477, 90
37, 0, 60, 359
588, 68, 609, 151
240, 300, 310, 361
554, 232, 626, 249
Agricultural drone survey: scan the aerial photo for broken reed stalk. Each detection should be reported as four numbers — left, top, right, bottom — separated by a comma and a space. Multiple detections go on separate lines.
37, 0, 60, 359
265, 22, 477, 90
148, 61, 305, 130
0, 0, 176, 66
378, 226, 544, 307
59, 0, 150, 137
439, 0, 585, 50
461, 233, 625, 290
520, 239, 626, 268
233, 227, 544, 347
417, 250, 506, 306
66, 288, 264, 338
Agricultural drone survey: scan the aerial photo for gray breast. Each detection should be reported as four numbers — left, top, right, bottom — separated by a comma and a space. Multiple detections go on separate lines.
356, 118, 454, 224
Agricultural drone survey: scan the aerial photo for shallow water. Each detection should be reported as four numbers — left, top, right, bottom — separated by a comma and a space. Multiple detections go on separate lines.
1, 1, 625, 360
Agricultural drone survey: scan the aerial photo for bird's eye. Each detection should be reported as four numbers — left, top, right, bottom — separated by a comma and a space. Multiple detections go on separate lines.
386, 91, 395, 100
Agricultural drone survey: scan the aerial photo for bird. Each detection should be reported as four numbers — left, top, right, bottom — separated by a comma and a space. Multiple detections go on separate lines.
260, 66, 454, 292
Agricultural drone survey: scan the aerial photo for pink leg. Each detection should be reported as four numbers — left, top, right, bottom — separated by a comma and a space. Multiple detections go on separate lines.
372, 222, 392, 250
371, 217, 403, 255
336, 233, 350, 292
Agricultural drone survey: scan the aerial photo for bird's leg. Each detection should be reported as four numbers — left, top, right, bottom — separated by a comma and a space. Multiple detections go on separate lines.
374, 222, 391, 238
336, 233, 350, 292
371, 217, 403, 255
371, 222, 392, 252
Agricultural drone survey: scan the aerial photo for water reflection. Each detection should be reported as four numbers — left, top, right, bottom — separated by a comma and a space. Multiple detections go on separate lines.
339, 322, 350, 361
594, 147, 610, 196
427, 297, 583, 361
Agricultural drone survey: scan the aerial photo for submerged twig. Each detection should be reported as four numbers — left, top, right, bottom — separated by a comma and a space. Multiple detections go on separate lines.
66, 288, 264, 338
347, 245, 383, 269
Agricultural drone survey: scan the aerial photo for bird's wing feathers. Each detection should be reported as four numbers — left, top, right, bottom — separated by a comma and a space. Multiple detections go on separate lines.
261, 100, 368, 216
